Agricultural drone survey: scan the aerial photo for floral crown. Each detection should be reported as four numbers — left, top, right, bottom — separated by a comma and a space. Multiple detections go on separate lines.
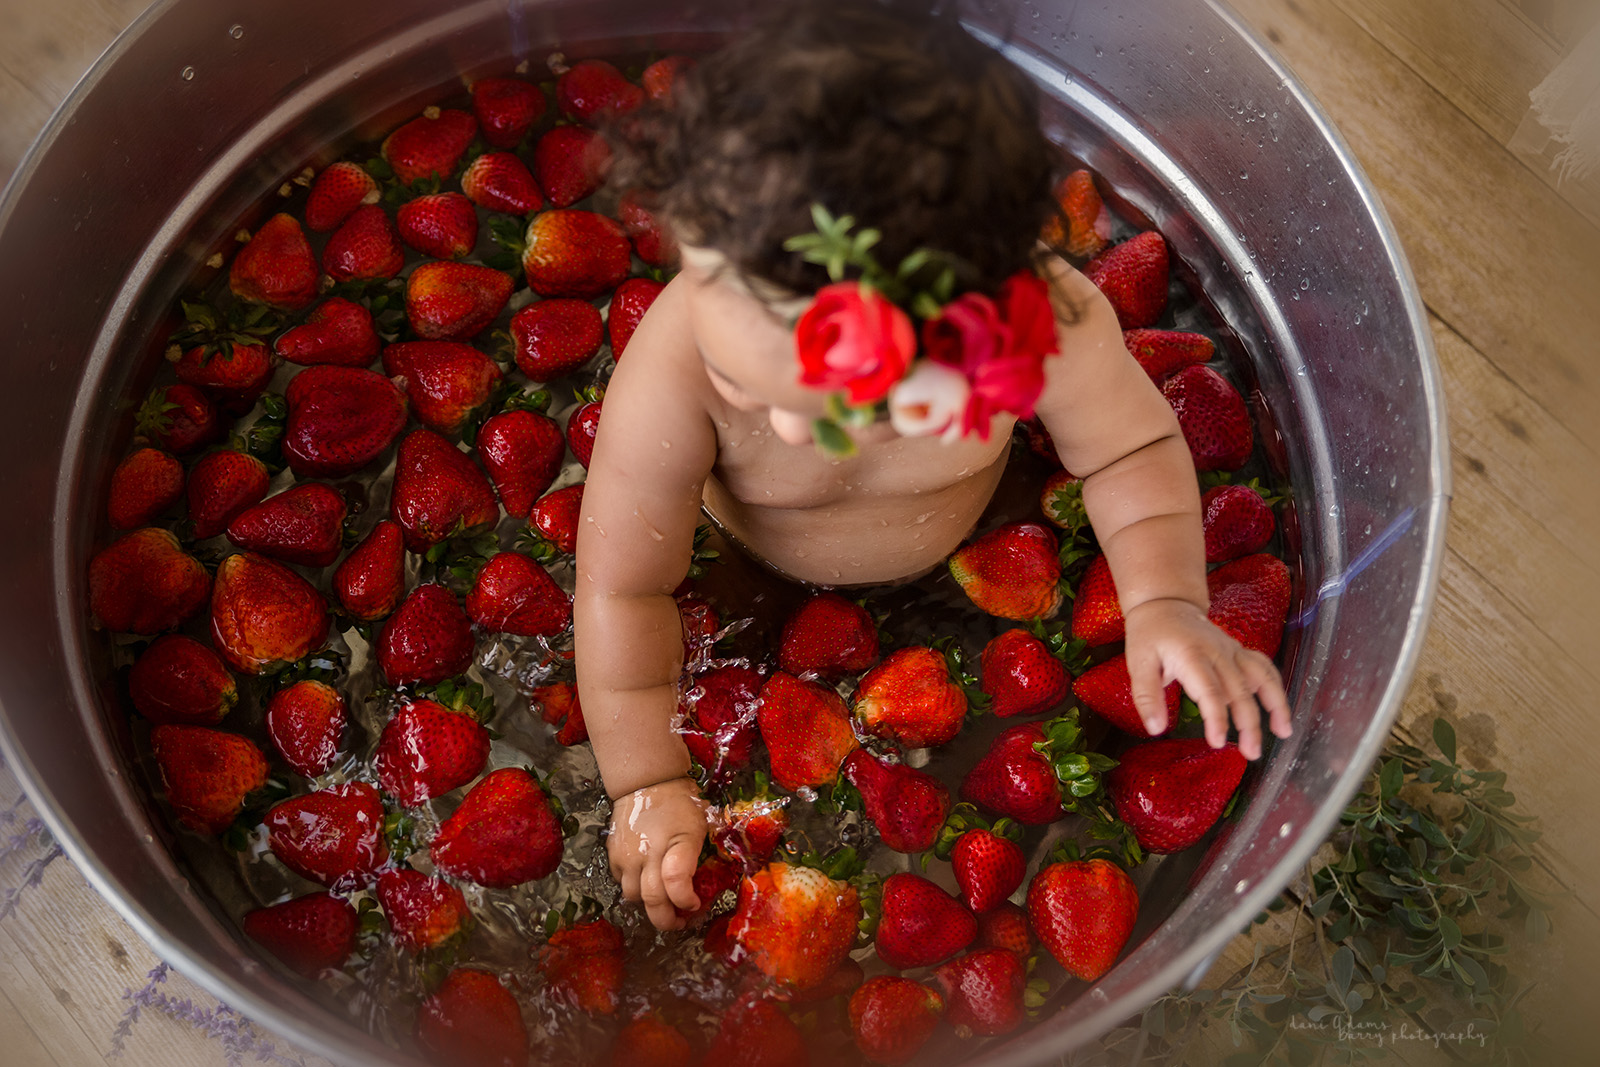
783, 205, 1060, 456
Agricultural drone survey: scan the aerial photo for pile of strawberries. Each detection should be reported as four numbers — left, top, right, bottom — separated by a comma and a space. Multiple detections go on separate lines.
84, 50, 1293, 1067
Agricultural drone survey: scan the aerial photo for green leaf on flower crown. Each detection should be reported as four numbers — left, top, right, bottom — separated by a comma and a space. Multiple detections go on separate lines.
811, 417, 857, 457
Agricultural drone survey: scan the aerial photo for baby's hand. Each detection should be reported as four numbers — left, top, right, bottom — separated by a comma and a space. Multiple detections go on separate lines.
607, 777, 710, 931
1123, 599, 1291, 760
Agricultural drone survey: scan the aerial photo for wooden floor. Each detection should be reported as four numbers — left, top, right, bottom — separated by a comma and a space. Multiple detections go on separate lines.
1, 0, 1597, 1064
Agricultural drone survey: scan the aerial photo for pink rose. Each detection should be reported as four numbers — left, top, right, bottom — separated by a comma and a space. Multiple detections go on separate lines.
794, 282, 917, 405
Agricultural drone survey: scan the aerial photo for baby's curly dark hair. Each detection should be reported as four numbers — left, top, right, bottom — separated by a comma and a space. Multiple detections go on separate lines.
610, 0, 1059, 298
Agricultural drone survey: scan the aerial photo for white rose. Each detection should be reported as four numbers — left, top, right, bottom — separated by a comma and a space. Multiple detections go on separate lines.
888, 360, 972, 443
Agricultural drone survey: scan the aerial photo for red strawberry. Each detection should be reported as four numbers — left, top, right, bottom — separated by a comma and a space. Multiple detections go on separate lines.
265, 782, 388, 889
532, 125, 613, 208
1071, 554, 1123, 646
382, 107, 477, 185
471, 76, 545, 149
416, 968, 528, 1067
848, 975, 944, 1065
242, 893, 359, 978
375, 867, 471, 952
948, 523, 1063, 620
679, 663, 763, 776
225, 483, 347, 568
729, 862, 861, 991
533, 682, 587, 746
875, 872, 977, 970
1084, 231, 1169, 329
617, 189, 677, 268
431, 767, 564, 888
375, 698, 490, 805
556, 59, 645, 124
1039, 470, 1083, 529
322, 204, 404, 282
396, 192, 480, 260
933, 949, 1026, 1036
1207, 553, 1291, 657
108, 448, 183, 529
777, 592, 879, 681
390, 429, 499, 553
150, 724, 267, 834
187, 449, 270, 539
89, 527, 210, 634
230, 214, 318, 309
128, 634, 237, 725
465, 551, 572, 636
1072, 653, 1180, 736
209, 552, 329, 673
1123, 329, 1215, 383
461, 151, 544, 215
642, 55, 696, 102
173, 341, 275, 413
283, 365, 408, 478
135, 383, 218, 455
952, 827, 1026, 914
265, 679, 346, 777
333, 519, 406, 621
475, 409, 564, 515
275, 297, 380, 367
1107, 737, 1248, 853
304, 161, 380, 233
975, 901, 1033, 960
1018, 416, 1062, 465
855, 646, 967, 747
1202, 484, 1275, 563
509, 298, 604, 381
841, 749, 951, 854
609, 1015, 693, 1067
678, 594, 720, 658
522, 210, 631, 299
377, 583, 475, 686
713, 794, 790, 870
706, 996, 807, 1067
528, 484, 583, 552
1026, 858, 1139, 980
541, 917, 626, 1014
383, 340, 502, 433
566, 398, 603, 468
1041, 169, 1110, 258
1162, 364, 1252, 471
755, 671, 859, 791
608, 277, 664, 359
404, 262, 514, 341
959, 723, 1063, 825
980, 628, 1069, 717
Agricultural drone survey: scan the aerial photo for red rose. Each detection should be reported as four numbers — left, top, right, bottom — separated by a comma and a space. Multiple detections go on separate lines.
794, 282, 917, 405
923, 271, 1061, 440
922, 291, 1008, 376
998, 270, 1059, 361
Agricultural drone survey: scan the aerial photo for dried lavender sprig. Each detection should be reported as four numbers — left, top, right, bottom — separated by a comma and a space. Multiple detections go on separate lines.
0, 817, 44, 865
107, 960, 307, 1067
0, 840, 62, 922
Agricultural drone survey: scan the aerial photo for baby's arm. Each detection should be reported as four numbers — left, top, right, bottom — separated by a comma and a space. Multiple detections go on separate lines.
573, 278, 718, 928
1034, 261, 1290, 758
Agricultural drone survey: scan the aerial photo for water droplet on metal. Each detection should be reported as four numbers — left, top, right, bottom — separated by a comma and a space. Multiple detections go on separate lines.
180, 66, 196, 81
229, 24, 245, 39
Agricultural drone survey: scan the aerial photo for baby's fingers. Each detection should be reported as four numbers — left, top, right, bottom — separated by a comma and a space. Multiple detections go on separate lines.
1125, 643, 1171, 736
1216, 655, 1263, 761
1241, 650, 1292, 740
661, 837, 702, 914
639, 858, 685, 932
1172, 650, 1231, 749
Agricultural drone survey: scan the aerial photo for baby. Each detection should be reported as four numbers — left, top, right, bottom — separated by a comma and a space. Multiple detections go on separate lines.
574, 0, 1291, 931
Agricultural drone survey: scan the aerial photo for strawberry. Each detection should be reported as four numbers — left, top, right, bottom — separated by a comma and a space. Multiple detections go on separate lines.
522, 210, 631, 299
1018, 416, 1062, 466
377, 583, 475, 686
375, 698, 490, 805
1084, 231, 1169, 329
532, 125, 612, 208
875, 872, 977, 970
225, 483, 347, 567
1207, 553, 1291, 657
706, 996, 807, 1067
127, 635, 235, 726
430, 767, 564, 887
304, 161, 381, 233
642, 55, 696, 102
933, 949, 1026, 1036
396, 192, 480, 260
241, 893, 359, 978
556, 59, 645, 124
375, 867, 471, 952
679, 856, 742, 922
187, 449, 270, 539
383, 340, 502, 432
678, 594, 720, 658
777, 592, 879, 681
1026, 858, 1139, 980
980, 628, 1069, 717
1162, 364, 1252, 471
265, 679, 345, 777
528, 484, 583, 553
333, 520, 406, 621
841, 749, 950, 854
1202, 484, 1275, 563
533, 682, 587, 745
135, 383, 219, 455
230, 214, 319, 309
541, 917, 626, 1014
274, 297, 380, 367
1041, 169, 1110, 258
952, 827, 1026, 914
465, 551, 573, 636
150, 724, 267, 834
609, 1014, 693, 1067
461, 152, 544, 215
729, 862, 861, 991
566, 398, 602, 468
89, 528, 210, 634
382, 107, 477, 185
1107, 737, 1248, 853
617, 189, 677, 268
475, 409, 564, 515
108, 447, 183, 529
322, 203, 404, 282
702, 913, 741, 968
210, 552, 330, 673
265, 782, 388, 889
755, 671, 859, 791
608, 277, 664, 359
854, 646, 967, 747
713, 794, 790, 870
283, 365, 408, 478
471, 76, 545, 148
958, 720, 1094, 826
948, 523, 1063, 621
1072, 653, 1180, 735
975, 901, 1033, 960
509, 298, 604, 381
1123, 328, 1214, 383
416, 968, 528, 1067
404, 262, 514, 341
1071, 554, 1123, 646
679, 664, 763, 776
173, 342, 275, 413
848, 975, 944, 1065
390, 429, 499, 553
